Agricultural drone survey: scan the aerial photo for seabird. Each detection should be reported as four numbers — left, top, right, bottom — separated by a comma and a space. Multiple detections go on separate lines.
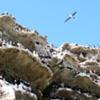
64, 11, 77, 23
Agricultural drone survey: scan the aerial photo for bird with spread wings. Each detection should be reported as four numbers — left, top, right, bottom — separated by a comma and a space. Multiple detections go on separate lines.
64, 12, 77, 23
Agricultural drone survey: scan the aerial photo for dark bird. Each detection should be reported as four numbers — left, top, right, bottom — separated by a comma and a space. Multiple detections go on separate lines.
64, 11, 77, 23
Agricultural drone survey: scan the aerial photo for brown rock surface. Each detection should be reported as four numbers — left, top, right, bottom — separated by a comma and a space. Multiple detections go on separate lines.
0, 48, 53, 91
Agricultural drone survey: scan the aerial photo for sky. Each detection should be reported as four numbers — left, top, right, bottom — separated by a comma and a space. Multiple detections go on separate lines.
0, 0, 100, 47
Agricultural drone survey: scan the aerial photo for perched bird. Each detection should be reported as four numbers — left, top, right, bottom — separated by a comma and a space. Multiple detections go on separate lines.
64, 11, 77, 23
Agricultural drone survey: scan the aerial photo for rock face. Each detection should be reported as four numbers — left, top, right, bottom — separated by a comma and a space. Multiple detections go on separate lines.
0, 15, 47, 51
0, 48, 53, 91
0, 13, 100, 100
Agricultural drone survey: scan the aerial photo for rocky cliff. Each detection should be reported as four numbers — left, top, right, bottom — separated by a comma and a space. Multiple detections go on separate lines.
0, 13, 100, 100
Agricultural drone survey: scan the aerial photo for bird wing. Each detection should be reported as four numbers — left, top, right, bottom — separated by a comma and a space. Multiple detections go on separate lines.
72, 12, 77, 16
64, 17, 71, 23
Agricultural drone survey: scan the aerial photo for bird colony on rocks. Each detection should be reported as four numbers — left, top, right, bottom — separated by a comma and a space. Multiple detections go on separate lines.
0, 13, 100, 100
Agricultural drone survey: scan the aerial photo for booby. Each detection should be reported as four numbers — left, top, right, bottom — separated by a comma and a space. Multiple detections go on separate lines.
64, 11, 77, 23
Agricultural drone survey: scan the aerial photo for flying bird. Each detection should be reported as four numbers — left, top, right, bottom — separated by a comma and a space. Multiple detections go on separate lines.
64, 12, 77, 23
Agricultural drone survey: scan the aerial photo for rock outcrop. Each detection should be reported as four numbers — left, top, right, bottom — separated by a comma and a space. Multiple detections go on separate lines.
0, 13, 100, 100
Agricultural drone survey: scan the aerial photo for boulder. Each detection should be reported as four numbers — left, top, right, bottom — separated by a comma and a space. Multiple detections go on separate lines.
0, 48, 53, 91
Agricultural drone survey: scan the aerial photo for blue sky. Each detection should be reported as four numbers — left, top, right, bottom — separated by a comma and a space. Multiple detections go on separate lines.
0, 0, 100, 47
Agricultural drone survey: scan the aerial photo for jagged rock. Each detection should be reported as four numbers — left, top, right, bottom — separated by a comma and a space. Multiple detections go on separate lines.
77, 55, 87, 62
55, 88, 94, 100
15, 91, 37, 100
63, 53, 80, 68
52, 67, 100, 98
0, 15, 47, 51
61, 43, 71, 51
65, 75, 100, 98
52, 68, 74, 83
71, 46, 97, 56
85, 61, 99, 67
81, 61, 100, 75
0, 48, 53, 92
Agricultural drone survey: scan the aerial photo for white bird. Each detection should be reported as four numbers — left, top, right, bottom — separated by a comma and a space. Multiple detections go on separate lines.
64, 12, 77, 23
